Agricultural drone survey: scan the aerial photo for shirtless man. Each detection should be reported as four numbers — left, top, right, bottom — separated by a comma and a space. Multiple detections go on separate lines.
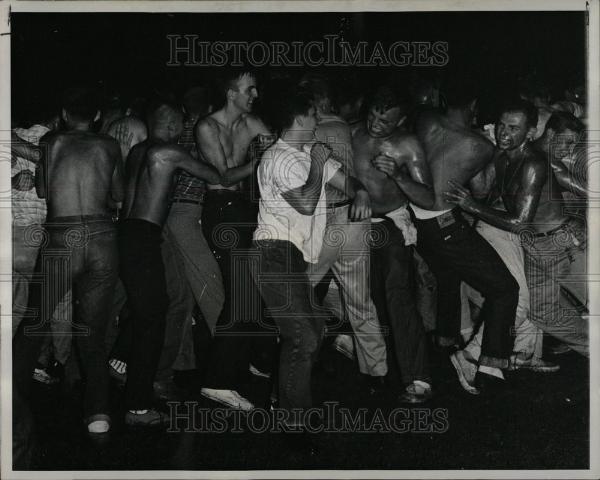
195, 69, 273, 410
412, 80, 519, 393
119, 100, 220, 427
13, 87, 123, 434
445, 105, 588, 357
298, 73, 388, 392
353, 85, 435, 403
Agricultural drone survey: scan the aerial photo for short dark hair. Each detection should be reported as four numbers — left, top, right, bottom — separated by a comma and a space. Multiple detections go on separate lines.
499, 99, 539, 130
274, 84, 314, 132
298, 73, 331, 104
441, 75, 479, 109
369, 85, 409, 116
146, 98, 183, 126
218, 67, 256, 99
545, 111, 585, 135
62, 87, 99, 122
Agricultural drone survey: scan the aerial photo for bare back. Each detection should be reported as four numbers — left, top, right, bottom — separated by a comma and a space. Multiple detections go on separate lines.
417, 111, 494, 210
44, 131, 121, 218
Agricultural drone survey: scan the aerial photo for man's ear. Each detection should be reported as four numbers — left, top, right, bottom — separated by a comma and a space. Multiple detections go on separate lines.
125, 107, 132, 117
227, 88, 236, 102
208, 105, 214, 114
296, 115, 304, 127
94, 110, 101, 123
396, 115, 407, 127
469, 98, 478, 114
61, 108, 68, 123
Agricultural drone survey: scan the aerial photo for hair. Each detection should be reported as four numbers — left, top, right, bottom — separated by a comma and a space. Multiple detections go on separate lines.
298, 73, 332, 104
545, 111, 585, 135
217, 67, 257, 99
62, 87, 99, 122
499, 99, 539, 129
183, 86, 210, 116
146, 98, 183, 127
369, 85, 410, 116
272, 83, 314, 133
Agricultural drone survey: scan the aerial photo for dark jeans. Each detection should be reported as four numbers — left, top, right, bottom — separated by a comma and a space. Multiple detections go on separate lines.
119, 219, 168, 410
201, 190, 273, 389
251, 240, 325, 410
370, 219, 430, 385
13, 214, 118, 417
414, 209, 518, 368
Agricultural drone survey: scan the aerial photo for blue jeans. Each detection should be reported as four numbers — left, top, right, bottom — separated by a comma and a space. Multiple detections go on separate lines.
13, 215, 118, 417
251, 240, 325, 410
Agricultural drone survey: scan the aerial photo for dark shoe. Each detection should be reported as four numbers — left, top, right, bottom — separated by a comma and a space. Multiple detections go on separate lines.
364, 375, 387, 396
153, 379, 181, 402
549, 343, 571, 355
125, 409, 170, 428
399, 381, 433, 404
474, 371, 506, 395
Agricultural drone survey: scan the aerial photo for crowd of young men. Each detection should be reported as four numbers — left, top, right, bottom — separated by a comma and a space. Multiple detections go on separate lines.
11, 69, 588, 442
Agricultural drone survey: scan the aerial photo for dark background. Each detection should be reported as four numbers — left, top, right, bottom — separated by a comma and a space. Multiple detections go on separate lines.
11, 12, 586, 124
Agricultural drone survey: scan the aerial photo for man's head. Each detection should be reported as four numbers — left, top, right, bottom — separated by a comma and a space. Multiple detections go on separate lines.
61, 87, 100, 128
146, 100, 184, 142
183, 86, 211, 118
299, 73, 333, 115
542, 111, 584, 160
366, 86, 409, 138
495, 100, 538, 152
440, 75, 479, 126
220, 69, 258, 114
277, 85, 318, 142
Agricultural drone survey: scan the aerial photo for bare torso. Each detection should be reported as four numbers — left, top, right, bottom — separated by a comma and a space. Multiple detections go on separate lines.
416, 111, 495, 210
198, 113, 261, 191
498, 148, 568, 233
353, 124, 421, 215
44, 131, 120, 219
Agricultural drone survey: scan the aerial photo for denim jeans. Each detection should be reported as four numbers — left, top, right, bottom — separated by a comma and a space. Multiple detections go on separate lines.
13, 215, 118, 417
370, 219, 430, 385
119, 219, 168, 410
415, 209, 519, 368
252, 240, 325, 410
522, 218, 588, 356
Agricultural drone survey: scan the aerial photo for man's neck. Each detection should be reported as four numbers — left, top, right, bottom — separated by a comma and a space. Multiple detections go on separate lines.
219, 104, 244, 128
445, 108, 470, 129
281, 130, 309, 151
69, 122, 91, 132
505, 140, 530, 161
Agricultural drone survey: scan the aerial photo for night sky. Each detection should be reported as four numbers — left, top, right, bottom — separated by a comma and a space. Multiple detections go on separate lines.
11, 11, 586, 125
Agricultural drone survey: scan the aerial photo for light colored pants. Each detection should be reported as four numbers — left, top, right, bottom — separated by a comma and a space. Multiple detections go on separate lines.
306, 205, 387, 377
461, 221, 544, 362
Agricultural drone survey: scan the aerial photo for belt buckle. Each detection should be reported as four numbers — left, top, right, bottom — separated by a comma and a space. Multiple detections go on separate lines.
436, 210, 456, 229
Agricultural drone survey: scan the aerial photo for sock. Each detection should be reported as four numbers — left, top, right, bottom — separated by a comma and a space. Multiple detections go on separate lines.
478, 365, 504, 380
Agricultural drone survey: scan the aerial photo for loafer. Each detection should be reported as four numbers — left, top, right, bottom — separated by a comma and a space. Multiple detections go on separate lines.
332, 334, 355, 360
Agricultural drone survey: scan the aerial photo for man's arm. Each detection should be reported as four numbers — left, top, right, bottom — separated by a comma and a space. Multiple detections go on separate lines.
372, 137, 435, 209
443, 159, 547, 232
281, 142, 329, 215
148, 144, 221, 185
34, 133, 52, 199
326, 170, 371, 220
551, 150, 587, 198
195, 117, 268, 187
109, 142, 125, 208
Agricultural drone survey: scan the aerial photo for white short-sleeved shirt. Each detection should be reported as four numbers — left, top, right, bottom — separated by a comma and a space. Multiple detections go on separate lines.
253, 139, 341, 263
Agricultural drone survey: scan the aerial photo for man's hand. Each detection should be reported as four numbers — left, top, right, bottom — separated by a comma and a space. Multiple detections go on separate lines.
372, 153, 405, 181
443, 180, 478, 212
349, 189, 372, 221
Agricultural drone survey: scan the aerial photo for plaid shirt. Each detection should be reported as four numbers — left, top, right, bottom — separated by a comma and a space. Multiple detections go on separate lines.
12, 125, 49, 226
172, 118, 206, 202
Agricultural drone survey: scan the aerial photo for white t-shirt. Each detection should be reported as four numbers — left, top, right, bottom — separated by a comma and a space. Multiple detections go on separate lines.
253, 139, 341, 263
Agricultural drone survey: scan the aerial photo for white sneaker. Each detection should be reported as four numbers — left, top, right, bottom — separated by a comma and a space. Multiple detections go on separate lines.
200, 388, 254, 411
249, 364, 271, 379
450, 350, 480, 395
332, 334, 355, 360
